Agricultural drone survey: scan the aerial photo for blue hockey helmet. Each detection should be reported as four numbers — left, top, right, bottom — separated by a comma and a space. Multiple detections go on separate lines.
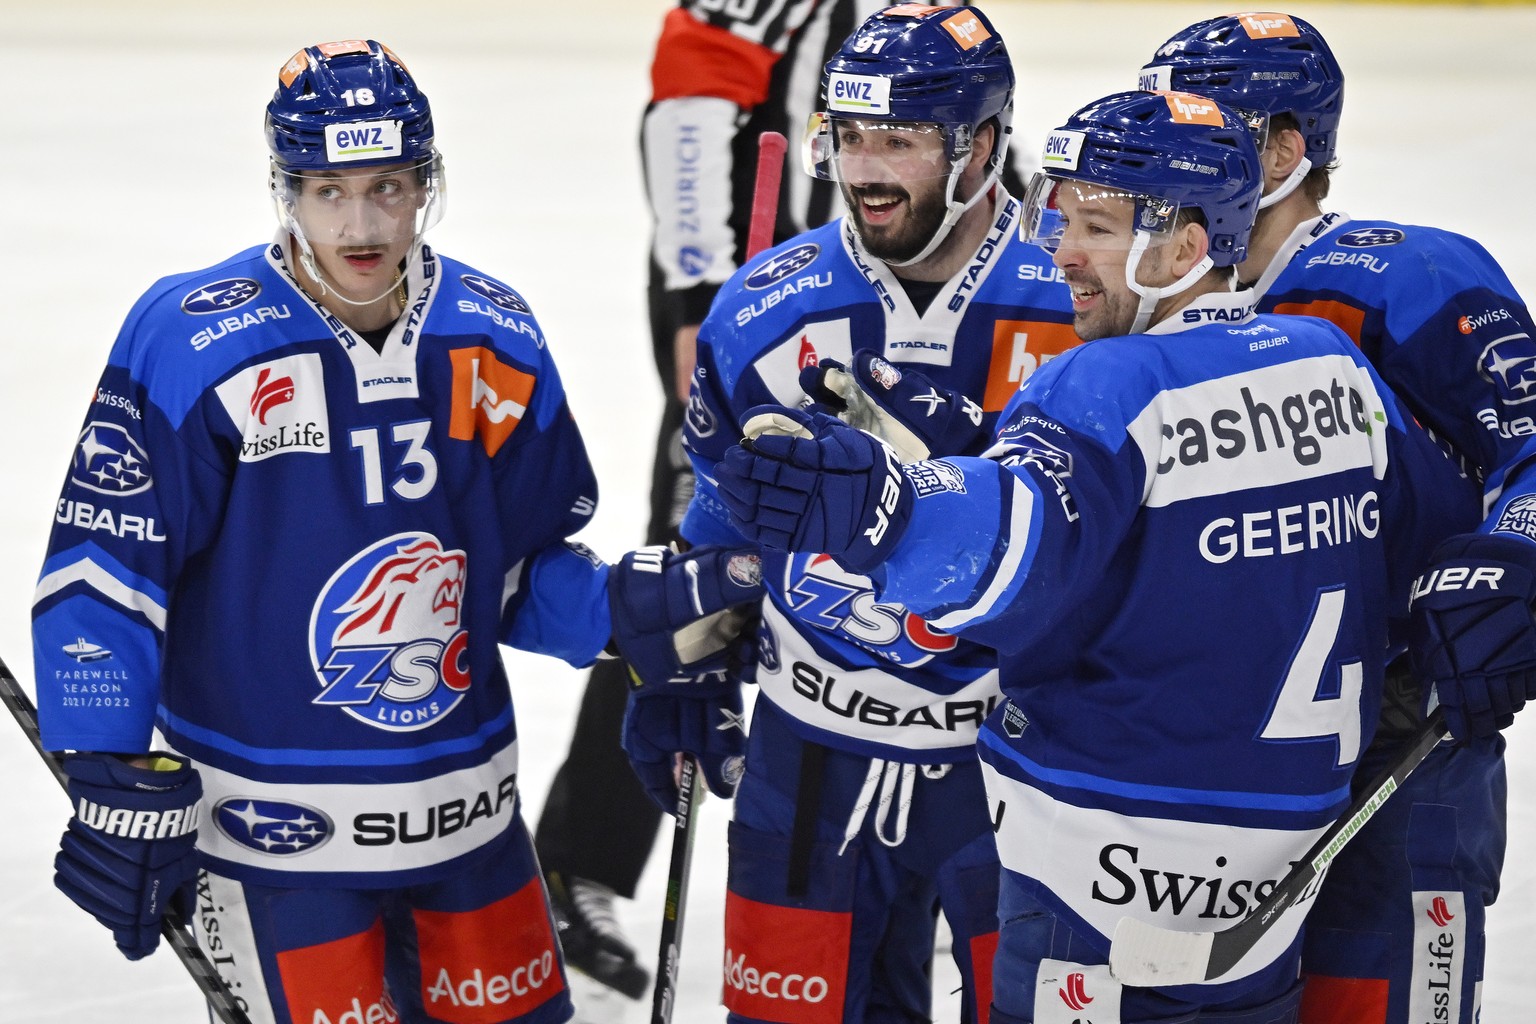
265, 40, 445, 306
1024, 89, 1263, 268
1023, 90, 1263, 333
266, 39, 437, 171
808, 4, 1014, 176
1138, 13, 1343, 188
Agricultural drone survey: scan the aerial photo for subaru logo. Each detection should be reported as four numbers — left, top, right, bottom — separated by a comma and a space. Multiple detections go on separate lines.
213, 797, 333, 856
181, 278, 262, 314
71, 421, 153, 495
745, 244, 820, 290
461, 274, 530, 313
1337, 228, 1405, 249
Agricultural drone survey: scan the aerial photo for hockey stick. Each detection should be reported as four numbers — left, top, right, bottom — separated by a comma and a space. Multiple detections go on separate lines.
1109, 707, 1449, 987
647, 130, 787, 1024
650, 756, 703, 1024
0, 655, 254, 1024
745, 130, 788, 258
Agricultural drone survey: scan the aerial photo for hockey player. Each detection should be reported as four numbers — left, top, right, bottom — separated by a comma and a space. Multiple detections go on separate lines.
30, 39, 760, 1024
536, 1, 878, 991
714, 89, 1480, 1024
535, 3, 968, 995
1139, 14, 1536, 1022
621, 6, 1077, 1021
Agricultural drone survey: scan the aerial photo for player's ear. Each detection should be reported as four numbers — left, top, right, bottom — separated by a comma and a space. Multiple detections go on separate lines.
1263, 126, 1307, 192
968, 121, 997, 174
1169, 219, 1211, 277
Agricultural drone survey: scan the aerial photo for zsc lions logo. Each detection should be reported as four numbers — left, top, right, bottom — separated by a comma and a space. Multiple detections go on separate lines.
1337, 227, 1405, 248
745, 244, 820, 290
310, 532, 471, 732
460, 274, 530, 313
180, 278, 261, 314
213, 797, 333, 856
785, 552, 957, 667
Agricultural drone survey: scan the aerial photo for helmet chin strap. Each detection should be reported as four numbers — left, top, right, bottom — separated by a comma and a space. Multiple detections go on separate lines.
882, 158, 1001, 269
286, 217, 423, 309
1124, 229, 1215, 335
1259, 156, 1313, 210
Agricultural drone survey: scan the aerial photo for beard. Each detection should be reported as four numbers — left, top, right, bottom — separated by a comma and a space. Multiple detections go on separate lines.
842, 178, 951, 264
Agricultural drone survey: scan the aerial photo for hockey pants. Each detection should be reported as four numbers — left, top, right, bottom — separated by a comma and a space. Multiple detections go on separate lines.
191, 820, 573, 1024
1299, 734, 1505, 1024
989, 880, 1302, 1024
723, 696, 1000, 1024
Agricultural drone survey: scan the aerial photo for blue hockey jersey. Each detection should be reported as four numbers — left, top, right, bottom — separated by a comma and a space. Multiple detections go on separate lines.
32, 238, 612, 887
683, 192, 1076, 762
869, 292, 1479, 985
1253, 213, 1536, 532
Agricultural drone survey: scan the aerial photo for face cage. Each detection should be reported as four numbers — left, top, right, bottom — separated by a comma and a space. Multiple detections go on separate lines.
271, 154, 447, 305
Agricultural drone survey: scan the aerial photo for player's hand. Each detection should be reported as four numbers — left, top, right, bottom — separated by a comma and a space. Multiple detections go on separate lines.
608, 543, 763, 688
1409, 532, 1536, 741
717, 405, 913, 574
623, 684, 748, 811
800, 349, 987, 462
55, 752, 202, 960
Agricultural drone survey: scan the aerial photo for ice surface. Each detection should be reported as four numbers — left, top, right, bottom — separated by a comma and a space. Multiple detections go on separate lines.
2, 3, 1532, 1021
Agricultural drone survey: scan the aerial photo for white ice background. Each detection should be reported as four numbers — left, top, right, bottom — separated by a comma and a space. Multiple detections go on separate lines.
1, 2, 1533, 1021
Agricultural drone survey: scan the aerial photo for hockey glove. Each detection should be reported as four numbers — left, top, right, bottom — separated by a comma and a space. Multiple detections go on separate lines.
717, 405, 914, 574
611, 545, 759, 810
55, 752, 202, 960
1409, 532, 1536, 741
800, 349, 987, 462
623, 678, 749, 811
609, 543, 764, 687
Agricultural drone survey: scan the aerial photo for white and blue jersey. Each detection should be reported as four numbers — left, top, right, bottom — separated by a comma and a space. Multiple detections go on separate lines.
869, 292, 1479, 987
683, 192, 1077, 763
32, 238, 612, 888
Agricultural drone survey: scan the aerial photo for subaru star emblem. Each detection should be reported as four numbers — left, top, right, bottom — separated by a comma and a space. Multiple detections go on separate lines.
181, 278, 262, 314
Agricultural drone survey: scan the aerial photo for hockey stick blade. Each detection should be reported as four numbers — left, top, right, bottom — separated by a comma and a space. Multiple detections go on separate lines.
650, 756, 703, 1024
1109, 708, 1448, 987
0, 655, 254, 1024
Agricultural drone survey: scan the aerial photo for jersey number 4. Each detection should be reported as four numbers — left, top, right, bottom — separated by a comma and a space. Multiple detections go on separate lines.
351, 421, 437, 504
1259, 587, 1363, 768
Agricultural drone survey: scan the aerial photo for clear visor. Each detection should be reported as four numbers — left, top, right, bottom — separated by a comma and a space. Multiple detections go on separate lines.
1021, 172, 1183, 253
271, 154, 445, 248
802, 114, 956, 184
